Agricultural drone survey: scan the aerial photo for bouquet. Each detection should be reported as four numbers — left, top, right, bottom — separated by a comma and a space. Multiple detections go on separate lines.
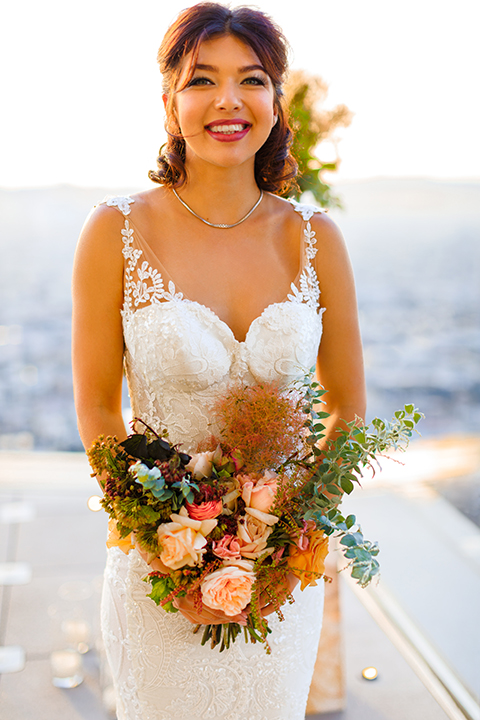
88, 373, 421, 652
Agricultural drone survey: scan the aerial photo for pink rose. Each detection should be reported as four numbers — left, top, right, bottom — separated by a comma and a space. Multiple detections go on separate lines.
212, 534, 242, 560
185, 499, 223, 520
236, 473, 256, 487
296, 534, 309, 551
294, 520, 314, 551
201, 560, 256, 616
242, 471, 278, 513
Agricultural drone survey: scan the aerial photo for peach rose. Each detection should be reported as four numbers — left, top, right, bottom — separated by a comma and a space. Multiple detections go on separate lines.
157, 507, 217, 570
287, 530, 329, 591
242, 470, 278, 513
237, 507, 279, 559
212, 534, 242, 560
201, 559, 256, 616
186, 446, 222, 480
157, 524, 205, 570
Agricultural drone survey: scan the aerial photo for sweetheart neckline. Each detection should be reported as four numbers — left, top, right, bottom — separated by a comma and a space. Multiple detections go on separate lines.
124, 295, 324, 346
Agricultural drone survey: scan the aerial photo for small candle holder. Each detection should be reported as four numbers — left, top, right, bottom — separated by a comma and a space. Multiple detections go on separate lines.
50, 649, 84, 688
60, 617, 91, 654
57, 580, 93, 653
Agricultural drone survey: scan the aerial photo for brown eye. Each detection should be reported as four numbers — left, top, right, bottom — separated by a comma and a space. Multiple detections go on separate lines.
242, 76, 266, 86
187, 76, 214, 87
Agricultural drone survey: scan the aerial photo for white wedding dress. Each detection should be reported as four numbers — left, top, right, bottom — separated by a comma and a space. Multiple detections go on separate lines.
100, 195, 327, 720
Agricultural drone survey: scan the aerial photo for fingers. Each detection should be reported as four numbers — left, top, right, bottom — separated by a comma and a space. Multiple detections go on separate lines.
260, 602, 276, 618
257, 572, 301, 616
172, 596, 247, 626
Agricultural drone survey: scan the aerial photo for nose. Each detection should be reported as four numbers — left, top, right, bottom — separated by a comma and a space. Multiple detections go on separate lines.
214, 80, 242, 112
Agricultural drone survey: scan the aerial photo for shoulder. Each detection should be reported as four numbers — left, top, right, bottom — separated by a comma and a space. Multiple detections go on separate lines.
267, 194, 345, 248
78, 187, 165, 244
80, 195, 131, 241
74, 194, 138, 272
87, 186, 168, 222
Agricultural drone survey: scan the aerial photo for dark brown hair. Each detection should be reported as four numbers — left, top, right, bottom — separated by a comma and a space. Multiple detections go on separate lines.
148, 2, 298, 194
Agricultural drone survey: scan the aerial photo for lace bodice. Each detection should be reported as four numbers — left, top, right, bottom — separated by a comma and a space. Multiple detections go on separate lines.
102, 194, 326, 452
100, 194, 327, 720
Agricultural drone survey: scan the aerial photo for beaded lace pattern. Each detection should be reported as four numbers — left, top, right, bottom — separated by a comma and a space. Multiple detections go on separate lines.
100, 194, 327, 720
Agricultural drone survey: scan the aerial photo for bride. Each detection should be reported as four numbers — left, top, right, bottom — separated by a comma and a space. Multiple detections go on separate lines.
72, 3, 365, 719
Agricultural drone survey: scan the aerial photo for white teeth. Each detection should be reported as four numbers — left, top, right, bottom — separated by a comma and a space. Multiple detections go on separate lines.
208, 124, 246, 134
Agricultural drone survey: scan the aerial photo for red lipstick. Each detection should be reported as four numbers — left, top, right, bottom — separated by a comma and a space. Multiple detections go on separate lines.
205, 119, 251, 142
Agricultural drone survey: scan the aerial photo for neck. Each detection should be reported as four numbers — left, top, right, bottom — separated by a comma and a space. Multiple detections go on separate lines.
177, 160, 262, 226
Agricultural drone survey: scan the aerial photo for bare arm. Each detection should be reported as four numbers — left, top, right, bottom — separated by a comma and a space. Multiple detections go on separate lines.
313, 213, 366, 437
72, 205, 128, 451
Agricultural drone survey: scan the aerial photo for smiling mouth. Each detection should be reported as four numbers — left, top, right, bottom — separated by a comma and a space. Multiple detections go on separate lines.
206, 123, 250, 134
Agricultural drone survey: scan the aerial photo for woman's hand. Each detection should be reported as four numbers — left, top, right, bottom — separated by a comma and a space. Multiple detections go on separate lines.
135, 542, 246, 625
256, 572, 300, 618
136, 540, 298, 624
172, 593, 247, 626
171, 573, 300, 625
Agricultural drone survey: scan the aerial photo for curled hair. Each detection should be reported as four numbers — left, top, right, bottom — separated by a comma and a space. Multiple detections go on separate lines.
148, 2, 298, 195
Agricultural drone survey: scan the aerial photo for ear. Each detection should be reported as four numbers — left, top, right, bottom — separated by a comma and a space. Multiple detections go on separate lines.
162, 93, 168, 111
272, 112, 278, 127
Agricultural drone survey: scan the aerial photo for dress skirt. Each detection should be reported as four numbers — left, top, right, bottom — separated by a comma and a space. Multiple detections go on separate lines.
101, 547, 325, 720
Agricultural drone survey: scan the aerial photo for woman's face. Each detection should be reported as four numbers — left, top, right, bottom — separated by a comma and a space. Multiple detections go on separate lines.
170, 34, 278, 172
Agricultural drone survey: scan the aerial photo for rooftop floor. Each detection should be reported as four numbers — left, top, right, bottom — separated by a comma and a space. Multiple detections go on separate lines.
0, 441, 479, 720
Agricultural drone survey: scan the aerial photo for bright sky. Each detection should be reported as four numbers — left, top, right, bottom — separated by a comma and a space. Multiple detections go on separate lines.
2, 0, 479, 188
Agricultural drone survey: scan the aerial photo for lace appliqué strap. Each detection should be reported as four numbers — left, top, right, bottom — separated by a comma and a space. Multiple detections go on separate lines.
99, 195, 184, 319
102, 195, 135, 216
289, 200, 327, 311
122, 228, 183, 319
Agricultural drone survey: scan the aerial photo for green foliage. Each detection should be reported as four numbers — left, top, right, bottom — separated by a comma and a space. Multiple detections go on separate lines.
147, 574, 183, 614
114, 497, 162, 531
284, 70, 353, 208
296, 370, 423, 587
135, 525, 160, 555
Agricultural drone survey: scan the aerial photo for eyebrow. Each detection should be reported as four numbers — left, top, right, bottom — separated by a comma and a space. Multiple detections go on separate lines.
193, 63, 267, 74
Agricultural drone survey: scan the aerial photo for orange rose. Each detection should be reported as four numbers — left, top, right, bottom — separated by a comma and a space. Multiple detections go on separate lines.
287, 530, 329, 591
201, 560, 256, 616
106, 519, 134, 555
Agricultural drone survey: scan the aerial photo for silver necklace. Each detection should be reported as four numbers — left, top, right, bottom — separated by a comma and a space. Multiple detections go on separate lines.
172, 188, 264, 229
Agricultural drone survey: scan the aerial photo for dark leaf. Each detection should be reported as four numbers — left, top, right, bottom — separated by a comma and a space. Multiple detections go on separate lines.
147, 438, 173, 461
120, 434, 149, 459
